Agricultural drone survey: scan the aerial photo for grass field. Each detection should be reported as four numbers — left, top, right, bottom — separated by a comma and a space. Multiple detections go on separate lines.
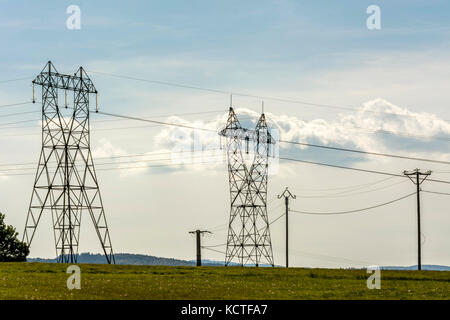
0, 262, 448, 299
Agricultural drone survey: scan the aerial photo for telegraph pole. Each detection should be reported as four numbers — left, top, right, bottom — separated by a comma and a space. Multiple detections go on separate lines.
404, 169, 431, 271
278, 187, 296, 268
189, 230, 211, 266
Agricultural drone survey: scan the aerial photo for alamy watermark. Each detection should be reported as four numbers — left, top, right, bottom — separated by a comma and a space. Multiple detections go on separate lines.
66, 265, 81, 290
366, 5, 381, 30
169, 124, 280, 175
66, 5, 81, 30
366, 265, 381, 289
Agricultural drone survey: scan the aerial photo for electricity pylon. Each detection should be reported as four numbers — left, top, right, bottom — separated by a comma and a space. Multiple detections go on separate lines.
219, 106, 275, 267
23, 61, 115, 264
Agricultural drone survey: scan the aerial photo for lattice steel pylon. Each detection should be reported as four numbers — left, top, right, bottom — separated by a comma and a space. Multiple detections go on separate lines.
23, 61, 115, 264
219, 107, 275, 266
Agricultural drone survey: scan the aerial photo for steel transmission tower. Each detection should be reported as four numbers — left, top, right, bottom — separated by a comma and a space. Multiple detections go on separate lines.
23, 61, 115, 264
219, 107, 275, 266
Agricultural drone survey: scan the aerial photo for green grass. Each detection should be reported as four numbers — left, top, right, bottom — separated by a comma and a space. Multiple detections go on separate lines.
0, 262, 448, 299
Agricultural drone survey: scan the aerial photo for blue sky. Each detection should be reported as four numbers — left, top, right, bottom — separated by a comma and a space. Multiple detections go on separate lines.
0, 1, 449, 267
2, 0, 450, 116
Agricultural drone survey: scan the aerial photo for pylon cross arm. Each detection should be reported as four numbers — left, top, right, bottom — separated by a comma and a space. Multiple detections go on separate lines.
33, 71, 97, 94
219, 128, 275, 144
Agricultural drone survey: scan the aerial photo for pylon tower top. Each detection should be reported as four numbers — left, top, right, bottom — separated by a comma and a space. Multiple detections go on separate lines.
33, 61, 97, 94
219, 107, 275, 146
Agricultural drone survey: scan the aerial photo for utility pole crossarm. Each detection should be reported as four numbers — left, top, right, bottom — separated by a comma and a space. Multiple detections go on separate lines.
277, 187, 297, 200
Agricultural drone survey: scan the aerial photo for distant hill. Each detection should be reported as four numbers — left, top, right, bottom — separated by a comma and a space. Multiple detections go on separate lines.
27, 252, 224, 266
381, 265, 450, 271
27, 253, 274, 267
27, 253, 449, 270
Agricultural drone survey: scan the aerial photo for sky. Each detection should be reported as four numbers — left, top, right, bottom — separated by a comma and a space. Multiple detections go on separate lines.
0, 0, 449, 268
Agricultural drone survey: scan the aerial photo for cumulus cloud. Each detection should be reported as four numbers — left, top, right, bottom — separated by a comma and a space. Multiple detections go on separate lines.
92, 98, 450, 177
153, 98, 450, 171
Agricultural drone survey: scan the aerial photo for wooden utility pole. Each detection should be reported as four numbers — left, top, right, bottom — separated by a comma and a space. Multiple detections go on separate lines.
404, 169, 431, 271
278, 187, 296, 268
189, 230, 211, 266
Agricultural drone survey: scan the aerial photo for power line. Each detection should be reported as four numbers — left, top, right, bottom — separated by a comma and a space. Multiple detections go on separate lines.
4, 100, 448, 168
50, 109, 450, 185
207, 203, 287, 239
4, 70, 450, 125
3, 103, 450, 186
0, 118, 41, 127
275, 116, 450, 144
0, 148, 222, 169
201, 247, 227, 255
0, 101, 34, 109
280, 156, 403, 177
95, 154, 224, 167
296, 179, 407, 199
5, 96, 450, 148
289, 192, 415, 215
0, 153, 224, 172
268, 212, 286, 227
293, 176, 396, 192
0, 77, 31, 84
0, 110, 39, 118
3, 106, 450, 186
0, 155, 223, 172
422, 190, 450, 196
94, 109, 450, 166
277, 248, 375, 266
202, 243, 227, 248
0, 158, 225, 177
6, 97, 450, 147
208, 222, 229, 232
279, 156, 450, 185
89, 70, 450, 122
279, 140, 450, 165
96, 110, 218, 133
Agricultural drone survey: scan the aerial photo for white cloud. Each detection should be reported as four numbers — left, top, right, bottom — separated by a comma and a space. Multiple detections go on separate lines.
152, 98, 450, 170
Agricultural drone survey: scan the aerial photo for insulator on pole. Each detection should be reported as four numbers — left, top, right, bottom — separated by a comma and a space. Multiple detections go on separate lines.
32, 82, 35, 104
245, 136, 249, 154
65, 90, 68, 108
219, 135, 222, 150
96, 93, 99, 112
256, 132, 260, 154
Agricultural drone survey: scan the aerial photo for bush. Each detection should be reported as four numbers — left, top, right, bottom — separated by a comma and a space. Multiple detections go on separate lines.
0, 213, 29, 262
